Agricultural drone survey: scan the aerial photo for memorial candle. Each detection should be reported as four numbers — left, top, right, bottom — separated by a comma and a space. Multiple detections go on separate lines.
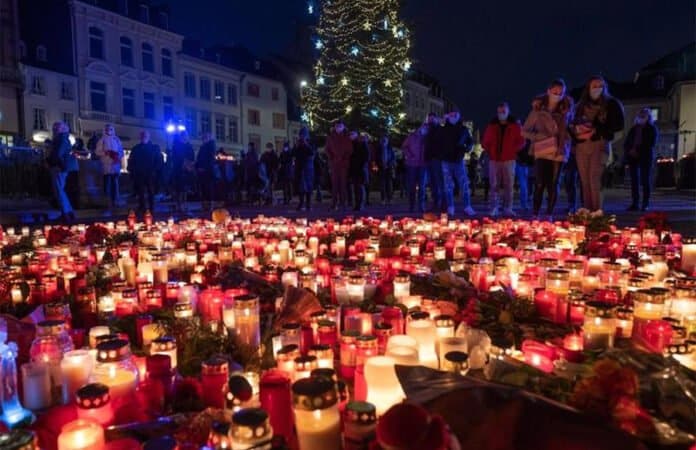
682, 237, 696, 274
150, 336, 177, 369
583, 302, 616, 351
364, 356, 404, 415
76, 383, 114, 427
406, 318, 438, 368
91, 340, 138, 401
392, 273, 410, 300
292, 377, 341, 450
230, 408, 274, 450
57, 419, 105, 450
21, 362, 51, 410
260, 370, 294, 444
61, 349, 93, 404
233, 295, 260, 348
201, 357, 229, 409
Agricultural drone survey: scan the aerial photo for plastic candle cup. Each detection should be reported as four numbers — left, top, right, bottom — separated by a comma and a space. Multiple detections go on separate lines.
230, 408, 274, 450
233, 295, 261, 348
201, 356, 229, 409
260, 370, 294, 444
292, 377, 341, 450
57, 419, 105, 450
583, 302, 617, 351
405, 318, 438, 368
364, 356, 404, 415
76, 383, 114, 427
61, 349, 94, 405
150, 336, 177, 370
90, 339, 138, 402
21, 362, 52, 411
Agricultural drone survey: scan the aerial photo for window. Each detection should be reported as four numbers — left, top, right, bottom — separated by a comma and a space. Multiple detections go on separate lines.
162, 96, 173, 120
32, 108, 46, 130
31, 76, 46, 95
214, 81, 225, 103
143, 92, 155, 119
60, 81, 74, 100
247, 82, 260, 97
228, 115, 239, 143
63, 113, 74, 132
215, 114, 225, 141
18, 41, 26, 59
142, 43, 154, 72
184, 108, 197, 137
654, 75, 665, 90
36, 45, 47, 62
161, 49, 172, 77
122, 88, 135, 116
228, 84, 238, 105
272, 113, 285, 130
271, 87, 279, 101
119, 37, 133, 66
248, 133, 261, 151
200, 78, 211, 100
184, 72, 196, 97
88, 27, 104, 59
248, 109, 261, 126
200, 111, 211, 134
90, 81, 107, 112
275, 137, 285, 151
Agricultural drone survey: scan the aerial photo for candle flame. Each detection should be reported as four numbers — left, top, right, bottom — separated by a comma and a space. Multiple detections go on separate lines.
313, 409, 322, 420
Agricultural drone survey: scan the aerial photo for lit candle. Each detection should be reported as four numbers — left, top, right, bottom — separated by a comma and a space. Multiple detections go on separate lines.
57, 419, 105, 450
392, 273, 410, 300
682, 238, 696, 274
292, 377, 341, 450
150, 336, 177, 369
61, 349, 93, 405
309, 344, 334, 369
76, 383, 114, 427
405, 318, 438, 368
91, 340, 138, 401
276, 344, 300, 377
21, 362, 51, 410
233, 295, 261, 348
364, 356, 405, 415
437, 336, 467, 369
583, 302, 616, 351
346, 275, 365, 304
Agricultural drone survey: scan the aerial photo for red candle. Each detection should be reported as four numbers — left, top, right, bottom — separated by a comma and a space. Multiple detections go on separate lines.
353, 364, 367, 401
534, 290, 557, 321
201, 356, 229, 409
136, 315, 153, 348
260, 370, 294, 444
521, 340, 556, 373
561, 334, 584, 363
643, 320, 673, 353
380, 306, 404, 335
300, 324, 314, 354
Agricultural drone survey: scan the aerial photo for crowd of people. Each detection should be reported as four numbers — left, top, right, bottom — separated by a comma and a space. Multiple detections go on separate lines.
44, 74, 662, 223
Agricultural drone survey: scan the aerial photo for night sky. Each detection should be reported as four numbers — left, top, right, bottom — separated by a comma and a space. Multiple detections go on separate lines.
169, 0, 695, 128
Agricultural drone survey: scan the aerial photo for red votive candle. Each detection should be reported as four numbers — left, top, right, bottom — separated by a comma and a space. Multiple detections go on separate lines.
76, 382, 114, 427
534, 289, 557, 321
260, 370, 294, 444
201, 356, 229, 409
380, 306, 404, 335
136, 314, 153, 348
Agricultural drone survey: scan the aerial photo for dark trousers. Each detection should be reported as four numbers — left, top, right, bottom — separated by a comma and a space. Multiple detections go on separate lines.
406, 166, 426, 212
352, 182, 366, 210
564, 154, 581, 211
281, 176, 293, 204
134, 178, 156, 211
629, 159, 652, 208
533, 159, 563, 216
103, 173, 119, 206
199, 177, 215, 206
379, 169, 393, 202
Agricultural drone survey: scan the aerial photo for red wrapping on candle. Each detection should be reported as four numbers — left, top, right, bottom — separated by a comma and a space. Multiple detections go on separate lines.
136, 314, 153, 348
353, 364, 367, 401
300, 324, 314, 354
643, 320, 673, 353
201, 357, 229, 409
380, 306, 404, 335
534, 290, 557, 320
260, 370, 295, 444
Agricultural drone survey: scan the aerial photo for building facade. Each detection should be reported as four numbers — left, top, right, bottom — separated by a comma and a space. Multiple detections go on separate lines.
403, 70, 445, 127
0, 0, 22, 144
240, 71, 288, 152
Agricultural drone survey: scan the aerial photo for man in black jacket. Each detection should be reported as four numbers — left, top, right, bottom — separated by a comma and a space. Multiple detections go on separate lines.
47, 121, 77, 222
440, 110, 475, 216
424, 113, 444, 212
128, 130, 163, 213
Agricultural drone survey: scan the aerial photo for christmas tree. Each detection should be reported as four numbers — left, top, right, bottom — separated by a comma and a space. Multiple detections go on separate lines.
302, 0, 411, 137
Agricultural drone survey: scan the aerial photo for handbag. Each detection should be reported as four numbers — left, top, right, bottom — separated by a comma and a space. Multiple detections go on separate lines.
533, 136, 558, 160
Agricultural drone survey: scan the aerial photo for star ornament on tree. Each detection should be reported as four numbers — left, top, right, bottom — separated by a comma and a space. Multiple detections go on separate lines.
341, 77, 348, 86
377, 56, 385, 65
363, 20, 371, 30
385, 79, 392, 87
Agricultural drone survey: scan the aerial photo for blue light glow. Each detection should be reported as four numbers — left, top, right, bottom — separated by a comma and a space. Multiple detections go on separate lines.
370, 108, 379, 117
350, 46, 359, 56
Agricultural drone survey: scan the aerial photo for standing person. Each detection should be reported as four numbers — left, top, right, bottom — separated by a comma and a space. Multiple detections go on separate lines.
402, 124, 428, 213
396, 154, 406, 199
325, 120, 352, 210
348, 131, 370, 211
46, 121, 76, 222
624, 108, 658, 211
292, 127, 316, 211
128, 130, 163, 213
196, 132, 218, 212
243, 142, 261, 203
515, 140, 533, 212
278, 142, 294, 205
522, 79, 574, 221
375, 135, 396, 204
440, 110, 476, 216
170, 131, 195, 212
424, 113, 444, 212
564, 151, 581, 214
95, 123, 124, 211
261, 142, 279, 205
571, 75, 625, 212
481, 102, 525, 216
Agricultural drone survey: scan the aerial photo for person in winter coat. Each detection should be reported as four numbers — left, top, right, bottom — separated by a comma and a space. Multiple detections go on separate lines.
292, 127, 316, 211
571, 75, 625, 212
278, 142, 294, 205
375, 135, 396, 204
402, 124, 428, 213
325, 120, 353, 210
95, 123, 124, 209
242, 142, 261, 203
440, 110, 475, 216
170, 131, 195, 211
128, 130, 163, 213
349, 131, 370, 211
481, 102, 525, 216
515, 140, 534, 211
196, 132, 218, 211
624, 108, 658, 211
424, 113, 445, 212
46, 121, 77, 222
522, 79, 574, 221
261, 142, 279, 205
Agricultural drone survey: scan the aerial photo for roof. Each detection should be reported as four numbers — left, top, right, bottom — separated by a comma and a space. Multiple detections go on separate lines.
18, 0, 75, 75
181, 39, 283, 81
77, 0, 173, 32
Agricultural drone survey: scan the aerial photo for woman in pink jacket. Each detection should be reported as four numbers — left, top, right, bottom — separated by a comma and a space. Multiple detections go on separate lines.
402, 124, 428, 213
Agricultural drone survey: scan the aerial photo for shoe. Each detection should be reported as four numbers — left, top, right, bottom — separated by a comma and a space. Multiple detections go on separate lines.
626, 204, 639, 211
463, 206, 476, 216
489, 207, 500, 217
503, 208, 516, 217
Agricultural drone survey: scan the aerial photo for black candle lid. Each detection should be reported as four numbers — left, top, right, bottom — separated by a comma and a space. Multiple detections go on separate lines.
96, 338, 130, 362
0, 430, 38, 450
292, 376, 338, 410
76, 383, 110, 409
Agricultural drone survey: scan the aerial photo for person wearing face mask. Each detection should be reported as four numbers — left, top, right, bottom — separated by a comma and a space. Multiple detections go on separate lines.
522, 79, 574, 221
440, 109, 475, 216
481, 102, 525, 216
325, 119, 353, 210
624, 108, 658, 211
571, 75, 625, 212
95, 123, 124, 211
402, 124, 428, 213
424, 113, 445, 212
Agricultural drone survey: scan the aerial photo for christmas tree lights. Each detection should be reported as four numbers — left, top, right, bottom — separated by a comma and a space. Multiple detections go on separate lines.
302, 0, 411, 136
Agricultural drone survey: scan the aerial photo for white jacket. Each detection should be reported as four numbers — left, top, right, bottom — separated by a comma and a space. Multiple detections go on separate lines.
95, 135, 124, 174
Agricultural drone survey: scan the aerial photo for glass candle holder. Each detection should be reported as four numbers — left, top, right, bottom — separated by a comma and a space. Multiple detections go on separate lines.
293, 355, 318, 381
373, 323, 393, 355
616, 307, 634, 339
405, 318, 438, 368
363, 356, 404, 416
632, 288, 667, 342
346, 275, 366, 304
339, 331, 359, 380
317, 320, 338, 348
230, 408, 273, 450
583, 302, 616, 351
443, 350, 469, 375
437, 336, 468, 369
91, 339, 138, 402
173, 302, 193, 319
57, 419, 105, 450
276, 344, 300, 377
21, 362, 52, 411
545, 269, 570, 296
233, 295, 260, 348
343, 401, 377, 450
355, 335, 378, 367
260, 370, 293, 444
36, 319, 73, 354
61, 349, 93, 405
292, 377, 341, 450
281, 322, 302, 349
201, 356, 229, 409
392, 274, 410, 300
76, 383, 114, 427
150, 336, 177, 370
309, 344, 334, 369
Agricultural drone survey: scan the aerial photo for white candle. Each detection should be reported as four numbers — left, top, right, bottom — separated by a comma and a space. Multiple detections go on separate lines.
21, 362, 51, 410
292, 378, 341, 450
57, 419, 105, 450
364, 356, 405, 415
61, 350, 93, 404
140, 323, 160, 348
682, 241, 696, 274
437, 336, 468, 369
91, 366, 137, 400
406, 319, 438, 368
